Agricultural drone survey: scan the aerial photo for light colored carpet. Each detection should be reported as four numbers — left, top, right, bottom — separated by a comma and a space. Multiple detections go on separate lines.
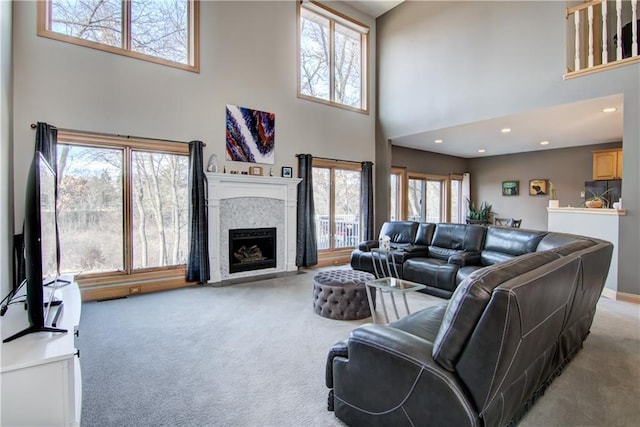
78, 268, 640, 426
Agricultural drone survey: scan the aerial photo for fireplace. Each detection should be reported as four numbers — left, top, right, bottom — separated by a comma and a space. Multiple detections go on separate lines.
229, 227, 277, 273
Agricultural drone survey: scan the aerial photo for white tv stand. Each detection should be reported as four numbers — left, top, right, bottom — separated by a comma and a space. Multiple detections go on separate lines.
1, 276, 82, 426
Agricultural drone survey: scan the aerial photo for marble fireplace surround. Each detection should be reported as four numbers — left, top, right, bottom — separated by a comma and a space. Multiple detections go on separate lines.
205, 172, 301, 283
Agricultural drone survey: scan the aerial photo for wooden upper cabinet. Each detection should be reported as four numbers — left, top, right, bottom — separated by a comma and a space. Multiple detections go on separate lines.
593, 149, 623, 180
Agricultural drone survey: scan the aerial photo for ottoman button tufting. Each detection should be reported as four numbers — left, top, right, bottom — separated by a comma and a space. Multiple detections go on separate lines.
312, 269, 376, 320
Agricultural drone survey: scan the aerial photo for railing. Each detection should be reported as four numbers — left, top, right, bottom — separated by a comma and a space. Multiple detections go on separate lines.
316, 215, 360, 250
566, 0, 639, 78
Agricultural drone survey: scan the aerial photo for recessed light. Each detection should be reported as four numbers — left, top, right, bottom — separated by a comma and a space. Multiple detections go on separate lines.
540, 140, 550, 145
602, 107, 617, 113
434, 139, 443, 144
478, 149, 486, 153
501, 128, 511, 133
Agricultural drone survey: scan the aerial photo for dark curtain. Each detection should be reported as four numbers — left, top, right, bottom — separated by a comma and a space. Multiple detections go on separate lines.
361, 161, 374, 241
296, 154, 317, 267
186, 140, 210, 283
35, 122, 58, 170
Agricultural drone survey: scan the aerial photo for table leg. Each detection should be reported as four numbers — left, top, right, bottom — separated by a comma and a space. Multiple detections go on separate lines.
365, 284, 378, 324
402, 293, 411, 316
378, 290, 390, 323
389, 292, 400, 320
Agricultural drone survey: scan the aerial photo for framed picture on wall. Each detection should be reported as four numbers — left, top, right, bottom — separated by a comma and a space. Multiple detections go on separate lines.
529, 179, 548, 196
502, 180, 519, 196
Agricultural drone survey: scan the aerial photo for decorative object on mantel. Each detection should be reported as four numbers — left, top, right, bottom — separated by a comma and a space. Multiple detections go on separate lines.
502, 180, 519, 196
529, 179, 548, 196
584, 189, 612, 208
207, 154, 218, 172
249, 165, 263, 176
281, 166, 293, 178
548, 181, 560, 208
225, 104, 275, 164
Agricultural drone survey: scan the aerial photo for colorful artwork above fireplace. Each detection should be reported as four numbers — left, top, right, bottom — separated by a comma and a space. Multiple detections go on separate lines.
225, 104, 275, 164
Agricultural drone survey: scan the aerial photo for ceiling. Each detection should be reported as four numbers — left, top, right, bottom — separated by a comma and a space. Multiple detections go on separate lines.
391, 94, 624, 158
336, 3, 623, 159
342, 0, 405, 18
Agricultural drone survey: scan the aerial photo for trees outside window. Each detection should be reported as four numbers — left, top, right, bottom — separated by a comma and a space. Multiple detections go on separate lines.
38, 0, 199, 72
298, 1, 368, 112
407, 174, 446, 223
56, 132, 188, 280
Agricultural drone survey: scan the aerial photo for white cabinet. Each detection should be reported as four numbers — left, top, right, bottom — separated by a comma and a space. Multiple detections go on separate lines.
1, 278, 82, 426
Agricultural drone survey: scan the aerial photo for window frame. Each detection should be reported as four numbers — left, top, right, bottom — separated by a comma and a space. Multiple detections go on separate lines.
37, 0, 200, 73
297, 0, 369, 114
56, 130, 190, 290
389, 166, 406, 221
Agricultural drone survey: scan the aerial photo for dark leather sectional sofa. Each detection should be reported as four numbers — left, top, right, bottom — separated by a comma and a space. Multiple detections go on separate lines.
328, 221, 613, 426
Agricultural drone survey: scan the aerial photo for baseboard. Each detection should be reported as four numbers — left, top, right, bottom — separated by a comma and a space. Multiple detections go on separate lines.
81, 278, 195, 301
601, 288, 640, 304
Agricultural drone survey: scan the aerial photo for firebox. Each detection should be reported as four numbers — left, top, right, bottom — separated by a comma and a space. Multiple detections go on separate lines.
229, 227, 277, 273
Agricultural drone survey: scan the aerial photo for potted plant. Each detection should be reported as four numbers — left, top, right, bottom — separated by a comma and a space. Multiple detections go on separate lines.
548, 182, 560, 208
584, 189, 612, 208
466, 198, 493, 224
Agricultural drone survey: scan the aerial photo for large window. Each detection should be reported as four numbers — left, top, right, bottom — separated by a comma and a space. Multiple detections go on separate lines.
298, 1, 369, 113
313, 159, 361, 252
38, 0, 200, 72
56, 132, 189, 284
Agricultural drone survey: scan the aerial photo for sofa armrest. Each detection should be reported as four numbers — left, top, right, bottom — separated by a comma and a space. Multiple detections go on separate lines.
331, 325, 478, 426
326, 340, 348, 388
358, 240, 379, 251
448, 251, 481, 266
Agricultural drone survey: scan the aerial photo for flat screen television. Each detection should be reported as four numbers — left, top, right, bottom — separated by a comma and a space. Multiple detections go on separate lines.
3, 152, 66, 343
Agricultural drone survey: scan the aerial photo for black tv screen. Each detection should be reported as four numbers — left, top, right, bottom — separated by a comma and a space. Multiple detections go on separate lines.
3, 152, 66, 342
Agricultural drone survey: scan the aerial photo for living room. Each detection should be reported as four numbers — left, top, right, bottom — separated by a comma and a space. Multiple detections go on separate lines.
1, 0, 639, 425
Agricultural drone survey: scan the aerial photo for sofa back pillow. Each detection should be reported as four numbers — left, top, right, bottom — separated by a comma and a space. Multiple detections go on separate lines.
415, 222, 436, 246
379, 221, 419, 244
432, 251, 561, 372
481, 227, 546, 266
536, 232, 595, 253
429, 224, 485, 261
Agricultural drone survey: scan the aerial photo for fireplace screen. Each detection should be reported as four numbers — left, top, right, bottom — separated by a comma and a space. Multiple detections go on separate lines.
229, 228, 276, 273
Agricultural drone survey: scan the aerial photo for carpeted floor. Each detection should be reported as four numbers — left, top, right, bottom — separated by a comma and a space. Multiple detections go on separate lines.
78, 268, 640, 426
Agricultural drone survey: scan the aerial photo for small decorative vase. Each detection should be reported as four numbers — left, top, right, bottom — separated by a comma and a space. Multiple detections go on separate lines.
548, 200, 560, 208
207, 154, 218, 172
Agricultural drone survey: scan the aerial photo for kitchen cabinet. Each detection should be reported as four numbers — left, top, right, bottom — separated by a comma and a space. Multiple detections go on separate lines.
593, 148, 623, 180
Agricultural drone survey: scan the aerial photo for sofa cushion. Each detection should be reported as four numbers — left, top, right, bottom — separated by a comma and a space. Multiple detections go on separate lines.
432, 251, 562, 372
403, 258, 461, 292
480, 227, 547, 266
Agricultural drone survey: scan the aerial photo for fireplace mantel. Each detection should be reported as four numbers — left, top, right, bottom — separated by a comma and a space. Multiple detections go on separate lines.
205, 172, 302, 282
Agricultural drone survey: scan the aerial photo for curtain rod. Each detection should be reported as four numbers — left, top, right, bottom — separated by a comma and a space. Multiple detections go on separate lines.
30, 123, 205, 147
296, 154, 365, 165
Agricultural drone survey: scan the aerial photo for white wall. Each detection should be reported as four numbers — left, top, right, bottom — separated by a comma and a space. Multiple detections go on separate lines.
1, 0, 13, 300
377, 1, 640, 295
12, 0, 376, 229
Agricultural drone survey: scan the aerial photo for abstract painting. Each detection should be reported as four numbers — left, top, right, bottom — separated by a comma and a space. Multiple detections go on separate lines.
225, 105, 275, 164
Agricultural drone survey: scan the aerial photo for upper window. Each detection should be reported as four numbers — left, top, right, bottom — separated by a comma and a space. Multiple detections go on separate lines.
298, 1, 369, 113
38, 0, 200, 72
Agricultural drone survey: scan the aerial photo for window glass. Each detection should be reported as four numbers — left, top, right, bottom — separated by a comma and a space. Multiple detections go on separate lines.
334, 23, 362, 108
334, 169, 360, 248
426, 180, 442, 223
408, 178, 424, 221
57, 144, 124, 273
131, 0, 190, 64
313, 167, 331, 250
51, 0, 122, 47
451, 179, 462, 223
300, 8, 330, 101
131, 151, 189, 269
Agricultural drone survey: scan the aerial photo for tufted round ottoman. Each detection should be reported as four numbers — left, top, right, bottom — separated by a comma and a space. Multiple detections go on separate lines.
312, 269, 376, 320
